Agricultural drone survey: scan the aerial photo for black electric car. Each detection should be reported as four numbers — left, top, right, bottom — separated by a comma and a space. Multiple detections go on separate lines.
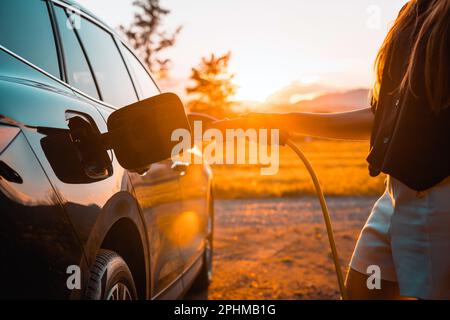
0, 0, 214, 299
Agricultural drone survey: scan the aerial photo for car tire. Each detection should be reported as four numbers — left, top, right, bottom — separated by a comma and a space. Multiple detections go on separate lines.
190, 196, 214, 292
85, 249, 138, 300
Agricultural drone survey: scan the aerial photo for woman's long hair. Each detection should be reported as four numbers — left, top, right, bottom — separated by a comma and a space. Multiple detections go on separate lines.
373, 0, 450, 111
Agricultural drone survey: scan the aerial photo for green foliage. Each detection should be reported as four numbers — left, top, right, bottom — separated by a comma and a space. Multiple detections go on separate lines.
186, 52, 237, 118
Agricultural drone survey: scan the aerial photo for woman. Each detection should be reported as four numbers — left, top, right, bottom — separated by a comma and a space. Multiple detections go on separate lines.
213, 0, 450, 299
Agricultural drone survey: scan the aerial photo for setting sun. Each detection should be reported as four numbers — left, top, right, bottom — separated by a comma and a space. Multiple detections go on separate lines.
77, 0, 407, 104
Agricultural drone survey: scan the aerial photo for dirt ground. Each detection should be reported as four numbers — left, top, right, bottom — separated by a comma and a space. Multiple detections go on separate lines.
195, 197, 377, 300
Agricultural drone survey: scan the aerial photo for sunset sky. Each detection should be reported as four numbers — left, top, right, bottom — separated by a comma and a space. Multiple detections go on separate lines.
77, 0, 408, 103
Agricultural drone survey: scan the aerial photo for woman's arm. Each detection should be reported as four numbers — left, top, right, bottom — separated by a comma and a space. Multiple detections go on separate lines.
273, 107, 374, 140
213, 107, 374, 141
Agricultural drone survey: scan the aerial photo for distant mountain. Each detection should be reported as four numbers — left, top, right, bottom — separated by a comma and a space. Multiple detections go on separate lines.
265, 81, 333, 105
232, 100, 264, 113
263, 88, 370, 113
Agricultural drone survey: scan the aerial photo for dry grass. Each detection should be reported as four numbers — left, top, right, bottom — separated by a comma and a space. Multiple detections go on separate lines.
212, 137, 385, 199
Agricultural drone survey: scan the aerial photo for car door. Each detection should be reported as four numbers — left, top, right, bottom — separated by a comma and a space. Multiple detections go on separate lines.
64, 10, 186, 299
117, 41, 187, 299
177, 149, 210, 272
120, 42, 210, 277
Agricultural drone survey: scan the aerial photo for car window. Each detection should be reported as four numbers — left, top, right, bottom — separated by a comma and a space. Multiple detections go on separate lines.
76, 17, 138, 107
54, 6, 99, 100
120, 44, 160, 100
0, 0, 60, 78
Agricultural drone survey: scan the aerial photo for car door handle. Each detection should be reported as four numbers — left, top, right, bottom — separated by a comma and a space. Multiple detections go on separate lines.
171, 161, 190, 174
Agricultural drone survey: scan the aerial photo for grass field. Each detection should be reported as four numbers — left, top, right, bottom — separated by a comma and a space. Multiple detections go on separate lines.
211, 138, 386, 199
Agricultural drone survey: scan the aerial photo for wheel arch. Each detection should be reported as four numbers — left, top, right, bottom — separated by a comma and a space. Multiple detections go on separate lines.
100, 217, 146, 300
82, 191, 150, 300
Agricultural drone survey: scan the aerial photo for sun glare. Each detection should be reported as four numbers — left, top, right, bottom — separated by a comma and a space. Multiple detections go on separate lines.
234, 75, 292, 103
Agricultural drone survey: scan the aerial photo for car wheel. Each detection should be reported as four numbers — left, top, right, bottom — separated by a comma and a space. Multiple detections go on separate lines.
190, 198, 214, 292
85, 249, 138, 300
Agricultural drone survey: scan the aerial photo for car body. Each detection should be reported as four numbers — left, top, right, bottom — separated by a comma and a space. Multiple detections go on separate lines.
0, 0, 213, 299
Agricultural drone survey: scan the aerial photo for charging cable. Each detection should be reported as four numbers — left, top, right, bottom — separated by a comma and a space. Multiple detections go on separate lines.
189, 113, 348, 300
285, 139, 347, 300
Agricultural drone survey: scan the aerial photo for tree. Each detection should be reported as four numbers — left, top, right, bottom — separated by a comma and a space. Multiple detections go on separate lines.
186, 52, 237, 118
120, 0, 182, 79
